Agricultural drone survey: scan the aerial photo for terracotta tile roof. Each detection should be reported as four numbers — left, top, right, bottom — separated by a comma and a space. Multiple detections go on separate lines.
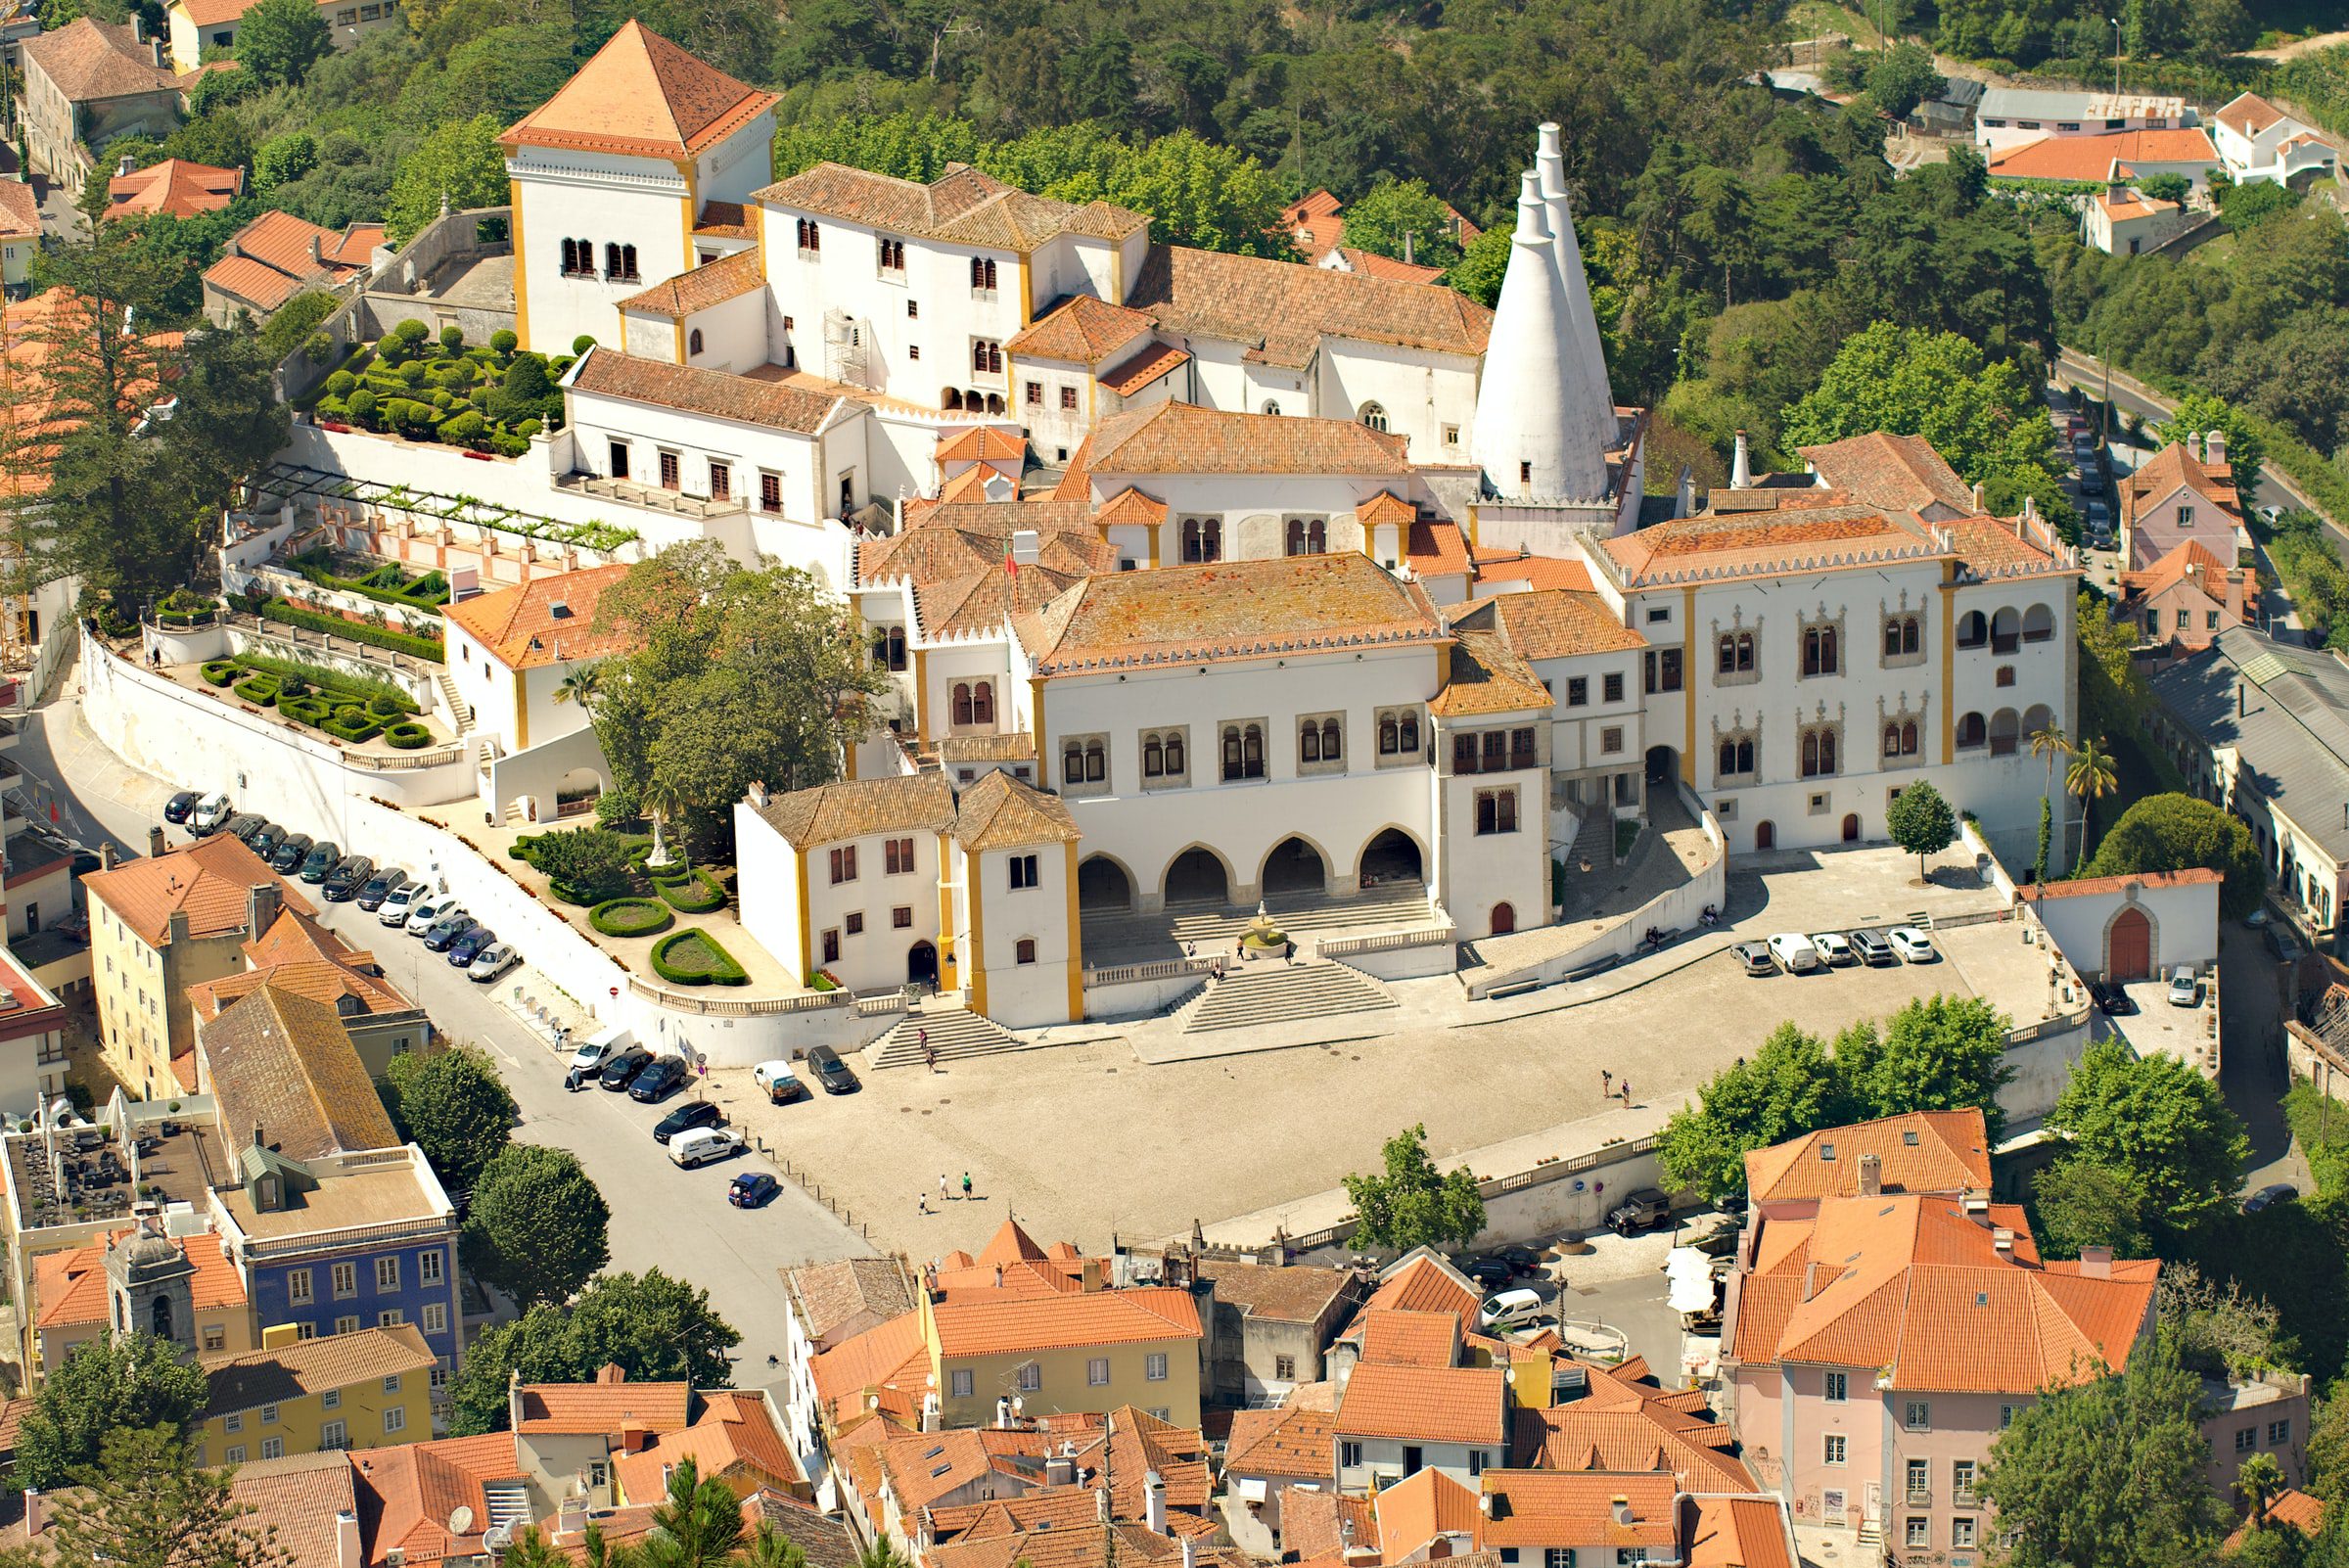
952, 768, 1079, 852
1989, 127, 2217, 180
930, 1285, 1202, 1359
200, 984, 397, 1161
1453, 588, 1644, 664
82, 834, 314, 948
1604, 504, 1929, 586
877, 1427, 1058, 1513
695, 200, 752, 237
1477, 1471, 1680, 1551
856, 502, 1112, 632
1087, 401, 1409, 478
1195, 1261, 1353, 1324
1321, 246, 1445, 285
569, 346, 845, 436
740, 1492, 861, 1568
108, 157, 243, 218
618, 248, 763, 318
1511, 1361, 1752, 1491
204, 254, 306, 312
2216, 90, 2289, 138
1284, 1487, 1378, 1561
187, 907, 414, 1024
1683, 1495, 1795, 1568
939, 731, 1037, 764
1339, 1252, 1482, 1344
809, 1309, 929, 1416
0, 181, 38, 240
2015, 866, 2223, 903
1797, 433, 1976, 516
1094, 486, 1167, 528
1090, 1406, 1212, 1516
930, 1489, 1106, 1544
1943, 513, 2071, 576
1098, 341, 1190, 396
218, 1452, 362, 1568
2226, 1489, 2326, 1549
1376, 1466, 1481, 1557
225, 209, 379, 283
786, 1257, 915, 1349
1472, 553, 1594, 593
1018, 552, 1444, 675
2120, 538, 2238, 606
1742, 1111, 1992, 1207
1283, 189, 1345, 255
1, 289, 178, 507
1357, 1307, 1462, 1368
1222, 1404, 1337, 1480
1358, 490, 1416, 529
1006, 296, 1156, 364
22, 19, 178, 103
502, 22, 777, 159
751, 771, 956, 852
1405, 518, 1471, 578
36, 1229, 247, 1329
612, 1390, 796, 1501
1729, 1194, 2156, 1394
203, 1323, 436, 1421
442, 562, 635, 670
515, 1370, 693, 1434
2097, 193, 2176, 221
754, 162, 1146, 254
1128, 245, 1491, 367
937, 426, 1025, 465
2128, 439, 2239, 517
1429, 630, 1551, 717
1336, 1361, 1507, 1446
934, 466, 995, 504
930, 1522, 1216, 1568
354, 1431, 521, 1566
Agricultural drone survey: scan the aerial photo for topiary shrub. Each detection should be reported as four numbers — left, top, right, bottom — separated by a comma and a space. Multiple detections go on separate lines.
315, 395, 349, 421
489, 433, 530, 457
572, 335, 596, 356
438, 410, 486, 445
397, 360, 429, 389
200, 660, 238, 686
654, 867, 727, 914
490, 328, 518, 356
590, 898, 673, 938
383, 721, 432, 749
278, 695, 333, 726
233, 675, 280, 706
319, 709, 383, 743
650, 928, 749, 986
346, 388, 378, 426
439, 324, 464, 352
323, 370, 357, 398
515, 418, 542, 438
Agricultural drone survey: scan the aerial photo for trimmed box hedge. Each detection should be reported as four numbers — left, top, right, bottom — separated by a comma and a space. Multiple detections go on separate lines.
233, 675, 280, 706
230, 652, 420, 715
200, 660, 238, 686
649, 928, 749, 986
589, 898, 674, 938
383, 722, 433, 750
653, 867, 727, 914
319, 709, 384, 743
263, 599, 444, 662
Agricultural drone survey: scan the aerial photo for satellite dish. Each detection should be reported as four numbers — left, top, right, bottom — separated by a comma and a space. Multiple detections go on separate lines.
448, 1507, 476, 1537
483, 1525, 514, 1553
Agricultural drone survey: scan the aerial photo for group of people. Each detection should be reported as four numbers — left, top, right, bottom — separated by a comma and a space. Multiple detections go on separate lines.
917, 1171, 976, 1216
1600, 1069, 1633, 1108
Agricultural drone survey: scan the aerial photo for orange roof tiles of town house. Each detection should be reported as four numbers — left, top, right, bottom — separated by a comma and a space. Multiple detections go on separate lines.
1087, 401, 1413, 476
856, 502, 1108, 588
936, 425, 1025, 466
1125, 244, 1493, 367
22, 18, 179, 101
2121, 539, 2235, 601
0, 181, 37, 241
219, 209, 382, 281
752, 162, 1148, 253
1015, 552, 1445, 674
2016, 867, 2224, 904
186, 906, 411, 1023
1429, 631, 1552, 717
37, 1229, 246, 1330
514, 1365, 693, 1433
1451, 587, 1645, 662
1513, 1364, 1754, 1490
951, 770, 1080, 853
203, 1323, 438, 1422
749, 771, 957, 851
1602, 505, 1928, 585
442, 562, 635, 670
927, 1284, 1202, 1359
611, 1390, 796, 1501
108, 158, 244, 219
199, 983, 398, 1161
1477, 1472, 1681, 1554
82, 835, 315, 946
499, 21, 778, 158
1742, 1109, 1992, 1206
1356, 1307, 1464, 1369
1988, 127, 2217, 180
619, 246, 764, 318
1337, 1361, 1508, 1445
569, 346, 847, 435
1223, 1405, 1339, 1478
1798, 431, 1979, 516
1006, 295, 1157, 364
2129, 438, 2238, 512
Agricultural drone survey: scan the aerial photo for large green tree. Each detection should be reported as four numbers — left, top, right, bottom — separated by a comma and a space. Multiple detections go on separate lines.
234, 0, 331, 85
381, 1043, 517, 1191
2047, 1039, 2248, 1231
2032, 1155, 2154, 1260
1886, 779, 1957, 886
2086, 793, 2266, 919
1339, 177, 1465, 270
41, 1424, 288, 1568
384, 115, 507, 246
15, 1335, 210, 1489
462, 1143, 612, 1309
446, 1268, 739, 1434
1343, 1124, 1486, 1252
2156, 391, 2264, 503
1658, 1022, 1865, 1203
1845, 993, 2014, 1143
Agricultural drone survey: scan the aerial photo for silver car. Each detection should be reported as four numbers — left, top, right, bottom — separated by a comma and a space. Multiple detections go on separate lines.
466, 942, 520, 983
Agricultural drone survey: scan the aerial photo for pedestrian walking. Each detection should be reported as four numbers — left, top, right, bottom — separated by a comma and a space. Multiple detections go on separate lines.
961, 1172, 973, 1201
940, 1174, 949, 1201
919, 1191, 930, 1216
1619, 1081, 1632, 1107
1601, 1069, 1613, 1098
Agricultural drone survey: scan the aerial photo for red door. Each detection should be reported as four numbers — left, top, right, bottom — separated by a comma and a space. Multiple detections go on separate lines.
2108, 906, 2152, 981
1755, 820, 1775, 851
1842, 813, 1861, 843
1490, 902, 1515, 936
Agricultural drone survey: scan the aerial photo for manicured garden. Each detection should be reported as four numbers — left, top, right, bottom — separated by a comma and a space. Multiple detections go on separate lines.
234, 589, 446, 661
306, 320, 570, 455
650, 929, 750, 986
289, 549, 450, 614
201, 653, 434, 748
511, 827, 747, 987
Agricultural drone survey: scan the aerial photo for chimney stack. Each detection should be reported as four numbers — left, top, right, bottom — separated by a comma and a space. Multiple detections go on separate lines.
149, 37, 163, 67
309, 233, 323, 267
1145, 1471, 1166, 1535
1403, 230, 1416, 267
2080, 1245, 2113, 1279
1011, 529, 1040, 567
149, 825, 167, 858
100, 842, 117, 872
1857, 1152, 1882, 1197
248, 882, 282, 937
336, 1510, 362, 1568
23, 1490, 43, 1540
2239, 682, 2248, 718
1730, 430, 1752, 489
253, 1122, 266, 1150
1611, 1498, 1634, 1527
2206, 428, 2227, 468
747, 780, 767, 809
1993, 1226, 2015, 1258
117, 153, 136, 178
1971, 480, 1985, 513
1180, 1536, 1197, 1568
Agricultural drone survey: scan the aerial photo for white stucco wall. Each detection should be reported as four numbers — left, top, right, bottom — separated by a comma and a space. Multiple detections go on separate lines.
2027, 877, 2220, 980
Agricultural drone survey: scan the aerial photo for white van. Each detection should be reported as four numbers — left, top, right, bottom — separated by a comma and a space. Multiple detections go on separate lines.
1479, 1287, 1545, 1331
668, 1128, 743, 1169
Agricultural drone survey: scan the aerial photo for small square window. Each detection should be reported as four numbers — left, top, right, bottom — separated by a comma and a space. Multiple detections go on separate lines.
385, 1407, 406, 1435
1905, 1400, 1931, 1431
1646, 606, 1670, 623
1146, 1353, 1169, 1381
1087, 1357, 1110, 1386
261, 1437, 285, 1459
323, 1389, 342, 1409
225, 1413, 245, 1434
845, 911, 864, 937
907, 300, 919, 318
951, 1369, 974, 1398
260, 1405, 279, 1424
894, 905, 913, 929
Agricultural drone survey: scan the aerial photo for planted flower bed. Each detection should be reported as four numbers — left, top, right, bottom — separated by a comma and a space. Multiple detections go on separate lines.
650, 928, 750, 986
589, 898, 674, 938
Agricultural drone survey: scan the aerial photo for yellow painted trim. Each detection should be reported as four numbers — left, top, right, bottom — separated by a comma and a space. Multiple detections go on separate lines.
911, 650, 930, 745
1681, 587, 1696, 785
1940, 580, 1958, 764
1002, 352, 1017, 413
795, 848, 812, 982
668, 159, 699, 351
508, 179, 530, 349
1466, 502, 1479, 554
967, 855, 987, 1016
1016, 254, 1032, 326
1065, 846, 1083, 1023
1029, 678, 1045, 762
514, 671, 530, 751
1146, 525, 1160, 570
843, 736, 857, 781
1111, 244, 1124, 305
937, 835, 955, 989
673, 325, 686, 366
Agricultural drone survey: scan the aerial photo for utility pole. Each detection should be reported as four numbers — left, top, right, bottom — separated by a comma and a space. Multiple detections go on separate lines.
2110, 17, 2122, 100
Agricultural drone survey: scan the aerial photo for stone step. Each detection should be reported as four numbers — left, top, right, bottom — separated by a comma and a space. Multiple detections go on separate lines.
868, 1007, 1028, 1070
1174, 959, 1399, 1036
1083, 882, 1434, 956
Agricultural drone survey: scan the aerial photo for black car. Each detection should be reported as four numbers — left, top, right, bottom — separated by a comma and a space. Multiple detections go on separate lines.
599, 1046, 655, 1089
2244, 1182, 2300, 1214
421, 913, 478, 951
628, 1056, 688, 1102
267, 832, 313, 873
653, 1100, 723, 1142
323, 855, 375, 901
299, 841, 342, 883
163, 791, 199, 824
806, 1045, 859, 1094
237, 818, 277, 852
729, 1172, 780, 1208
1457, 1255, 1516, 1289
356, 869, 409, 911
2090, 980, 2136, 1017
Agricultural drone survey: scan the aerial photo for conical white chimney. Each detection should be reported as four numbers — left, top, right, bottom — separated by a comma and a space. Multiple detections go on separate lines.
1534, 123, 1620, 462
1472, 154, 1614, 505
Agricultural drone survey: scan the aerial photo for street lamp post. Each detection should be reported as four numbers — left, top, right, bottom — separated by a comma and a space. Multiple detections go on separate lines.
2109, 18, 2122, 100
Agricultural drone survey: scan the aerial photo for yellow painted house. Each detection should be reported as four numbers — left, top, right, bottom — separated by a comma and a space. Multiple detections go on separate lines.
195, 1322, 437, 1464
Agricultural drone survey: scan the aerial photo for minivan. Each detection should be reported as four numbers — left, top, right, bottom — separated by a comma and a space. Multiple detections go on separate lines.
668, 1128, 742, 1168
1479, 1287, 1545, 1331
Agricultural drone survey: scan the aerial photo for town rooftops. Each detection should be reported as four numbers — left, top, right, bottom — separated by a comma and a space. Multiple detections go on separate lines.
0, 181, 35, 241
1742, 1110, 1992, 1207
1338, 1249, 1483, 1343
1479, 1471, 1681, 1552
1006, 295, 1156, 364
2128, 438, 2238, 514
1376, 1466, 1481, 1557
936, 425, 1025, 465
2146, 626, 2349, 861
2214, 91, 2296, 139
928, 1283, 1203, 1359
1015, 552, 1445, 675
2097, 191, 2177, 222
515, 1364, 693, 1433
81, 834, 315, 947
1356, 1307, 1463, 1368
1987, 127, 2217, 181
441, 561, 635, 670
611, 1389, 793, 1499
2015, 866, 2224, 904
1097, 340, 1191, 397
617, 247, 764, 318
1512, 1357, 1753, 1491
1428, 630, 1552, 717
1223, 1403, 1339, 1479
1335, 1360, 1508, 1445
1977, 86, 2188, 121
1685, 1494, 1798, 1568
501, 21, 777, 159
2119, 539, 2237, 605
1605, 505, 1925, 585
199, 983, 398, 1162
1799, 432, 1977, 517
202, 1322, 436, 1421
1195, 1259, 1354, 1324
754, 161, 1147, 253
212, 1146, 449, 1245
568, 346, 848, 436
108, 158, 243, 219
1086, 400, 1411, 477
1127, 243, 1492, 368
188, 907, 414, 1024
785, 1256, 916, 1348
22, 18, 179, 102
36, 1228, 247, 1330
217, 209, 380, 281
748, 771, 958, 851
351, 1430, 520, 1567
1452, 586, 1646, 663
950, 768, 1080, 853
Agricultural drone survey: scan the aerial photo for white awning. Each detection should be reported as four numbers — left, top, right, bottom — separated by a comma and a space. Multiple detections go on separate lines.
1668, 1273, 1718, 1314
1234, 1478, 1268, 1503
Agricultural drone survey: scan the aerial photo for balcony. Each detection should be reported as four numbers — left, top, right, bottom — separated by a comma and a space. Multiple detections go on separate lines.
1906, 1490, 1932, 1508
1953, 1489, 1980, 1509
554, 470, 743, 521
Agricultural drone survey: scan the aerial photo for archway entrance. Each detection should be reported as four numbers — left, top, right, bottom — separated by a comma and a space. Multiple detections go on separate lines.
1842, 813, 1861, 844
2107, 906, 2151, 982
907, 942, 939, 986
1645, 745, 1678, 787
1165, 849, 1229, 907
1490, 902, 1516, 936
1754, 820, 1775, 852
1360, 828, 1424, 887
1078, 855, 1132, 913
1262, 837, 1326, 897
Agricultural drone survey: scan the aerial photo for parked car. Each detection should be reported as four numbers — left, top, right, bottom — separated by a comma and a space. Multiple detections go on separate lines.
2080, 467, 2105, 495
1849, 929, 1896, 966
467, 942, 520, 983
357, 868, 410, 911
2243, 1182, 2299, 1214
1478, 1287, 1545, 1330
446, 926, 498, 966
1809, 932, 1857, 966
2167, 966, 2199, 1007
378, 883, 423, 927
1487, 1244, 1543, 1274
163, 791, 199, 824
753, 1060, 805, 1104
267, 833, 313, 874
298, 841, 342, 883
235, 818, 276, 852
421, 913, 478, 952
404, 893, 461, 935
598, 1046, 655, 1089
1607, 1188, 1673, 1235
1887, 926, 1937, 963
572, 1037, 622, 1076
628, 1055, 688, 1102
1731, 941, 1777, 976
322, 855, 374, 900
806, 1045, 859, 1094
191, 793, 233, 834
668, 1127, 743, 1169
2089, 981, 2136, 1016
1766, 933, 1820, 974
729, 1172, 780, 1208
1458, 1255, 1516, 1289
653, 1100, 724, 1143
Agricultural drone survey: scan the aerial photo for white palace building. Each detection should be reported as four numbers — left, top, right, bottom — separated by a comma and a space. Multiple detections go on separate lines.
248, 24, 2083, 1029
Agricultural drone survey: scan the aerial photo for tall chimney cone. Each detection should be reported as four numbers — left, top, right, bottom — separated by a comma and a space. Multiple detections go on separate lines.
1730, 430, 1752, 489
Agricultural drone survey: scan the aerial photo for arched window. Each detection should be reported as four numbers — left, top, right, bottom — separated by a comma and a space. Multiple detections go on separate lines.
1320, 718, 1341, 761
1801, 727, 1837, 778
1262, 399, 1281, 416
1284, 518, 1325, 555
1803, 624, 1838, 676
1398, 713, 1419, 752
970, 256, 997, 292
952, 683, 974, 727
1718, 736, 1754, 777
944, 389, 965, 411
1084, 742, 1103, 782
151, 1294, 173, 1342
620, 245, 639, 280
1165, 733, 1185, 775
1884, 722, 1902, 759
561, 238, 577, 275
1015, 938, 1036, 965
687, 328, 704, 356
1958, 712, 1987, 749
1064, 742, 1085, 784
605, 242, 622, 278
970, 681, 994, 726
1143, 735, 1164, 777
1903, 719, 1918, 754
1182, 518, 1221, 564
1221, 724, 1265, 781
1718, 631, 1755, 674
1958, 611, 1988, 649
1301, 721, 1321, 762
972, 340, 1002, 375
1381, 716, 1400, 754
797, 218, 821, 254
1358, 402, 1389, 433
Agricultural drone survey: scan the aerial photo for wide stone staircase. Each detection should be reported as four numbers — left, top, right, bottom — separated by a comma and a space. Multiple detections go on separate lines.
866, 1005, 1030, 1070
1171, 958, 1400, 1036
1564, 810, 1617, 872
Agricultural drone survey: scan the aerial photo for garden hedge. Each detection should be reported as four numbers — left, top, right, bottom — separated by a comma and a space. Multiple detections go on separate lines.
650, 928, 749, 986
200, 661, 237, 686
383, 722, 433, 750
263, 600, 443, 661
319, 710, 383, 743
279, 696, 334, 726
654, 867, 727, 914
589, 898, 674, 938
233, 676, 279, 706
229, 652, 418, 714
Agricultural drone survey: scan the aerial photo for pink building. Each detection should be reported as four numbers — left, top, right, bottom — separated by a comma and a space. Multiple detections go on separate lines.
2123, 437, 2245, 572
2117, 539, 2251, 657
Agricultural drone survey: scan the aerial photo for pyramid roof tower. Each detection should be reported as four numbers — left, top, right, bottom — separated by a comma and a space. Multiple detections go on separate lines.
500, 21, 778, 160
1471, 128, 1619, 505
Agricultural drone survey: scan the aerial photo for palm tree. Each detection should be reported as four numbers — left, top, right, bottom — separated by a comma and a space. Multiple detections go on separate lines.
854, 1544, 911, 1568
2065, 736, 2120, 869
553, 661, 604, 715
2029, 724, 2071, 796
2235, 1451, 2286, 1528
641, 774, 686, 870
